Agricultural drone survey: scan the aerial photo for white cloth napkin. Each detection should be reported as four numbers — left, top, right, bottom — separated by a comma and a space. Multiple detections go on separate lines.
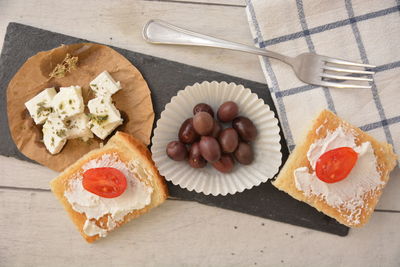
245, 0, 400, 162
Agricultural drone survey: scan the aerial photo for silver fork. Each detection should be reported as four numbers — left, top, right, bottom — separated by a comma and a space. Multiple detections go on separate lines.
143, 19, 375, 89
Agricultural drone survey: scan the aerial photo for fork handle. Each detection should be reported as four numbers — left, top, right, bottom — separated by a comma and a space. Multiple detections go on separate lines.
143, 20, 293, 65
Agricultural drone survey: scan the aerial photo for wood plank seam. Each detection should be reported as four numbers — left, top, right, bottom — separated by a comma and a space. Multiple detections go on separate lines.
0, 186, 50, 192
374, 209, 400, 213
1, 186, 400, 213
143, 0, 246, 8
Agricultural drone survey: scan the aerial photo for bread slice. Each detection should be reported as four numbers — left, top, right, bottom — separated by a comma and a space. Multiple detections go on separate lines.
50, 131, 168, 242
273, 110, 397, 227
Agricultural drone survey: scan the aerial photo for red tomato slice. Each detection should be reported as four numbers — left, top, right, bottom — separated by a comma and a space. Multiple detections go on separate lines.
82, 167, 127, 198
315, 147, 358, 183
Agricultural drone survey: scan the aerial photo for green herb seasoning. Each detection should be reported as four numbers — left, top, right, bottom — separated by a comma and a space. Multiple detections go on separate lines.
37, 101, 46, 106
56, 129, 66, 138
36, 101, 53, 117
88, 114, 109, 125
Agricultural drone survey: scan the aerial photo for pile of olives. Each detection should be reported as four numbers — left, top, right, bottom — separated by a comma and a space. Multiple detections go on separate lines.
166, 101, 257, 173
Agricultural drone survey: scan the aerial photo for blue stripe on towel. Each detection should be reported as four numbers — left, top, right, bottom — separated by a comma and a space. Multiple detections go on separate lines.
246, 0, 295, 149
373, 60, 400, 73
275, 84, 318, 98
360, 116, 400, 132
257, 5, 400, 48
345, 0, 395, 149
295, 0, 336, 114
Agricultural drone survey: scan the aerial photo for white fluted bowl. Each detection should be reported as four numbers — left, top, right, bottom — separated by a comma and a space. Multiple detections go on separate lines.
151, 81, 282, 196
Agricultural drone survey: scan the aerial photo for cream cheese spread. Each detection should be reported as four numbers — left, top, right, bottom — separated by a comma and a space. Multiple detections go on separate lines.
64, 153, 153, 237
294, 127, 383, 224
83, 220, 107, 237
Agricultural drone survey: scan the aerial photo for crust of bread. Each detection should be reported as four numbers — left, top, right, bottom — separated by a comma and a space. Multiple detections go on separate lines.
50, 131, 168, 243
272, 110, 397, 227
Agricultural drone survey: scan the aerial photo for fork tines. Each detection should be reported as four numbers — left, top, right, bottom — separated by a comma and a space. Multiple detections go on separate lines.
322, 58, 375, 89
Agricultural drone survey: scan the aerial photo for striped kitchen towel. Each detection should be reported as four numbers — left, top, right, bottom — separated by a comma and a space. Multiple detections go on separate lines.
245, 0, 400, 161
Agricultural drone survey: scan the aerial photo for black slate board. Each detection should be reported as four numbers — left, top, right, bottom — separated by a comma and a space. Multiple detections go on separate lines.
0, 23, 349, 236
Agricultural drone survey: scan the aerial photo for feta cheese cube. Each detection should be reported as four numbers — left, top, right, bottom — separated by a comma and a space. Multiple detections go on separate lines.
90, 71, 121, 96
24, 87, 57, 124
61, 85, 82, 95
65, 113, 93, 141
87, 96, 122, 124
52, 86, 84, 119
88, 119, 123, 140
42, 113, 68, 154
87, 95, 123, 140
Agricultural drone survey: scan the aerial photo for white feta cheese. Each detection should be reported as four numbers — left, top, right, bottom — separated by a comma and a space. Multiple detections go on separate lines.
63, 85, 82, 95
90, 71, 121, 96
42, 113, 68, 154
24, 87, 57, 124
65, 113, 93, 141
87, 96, 122, 124
88, 119, 123, 140
52, 86, 84, 119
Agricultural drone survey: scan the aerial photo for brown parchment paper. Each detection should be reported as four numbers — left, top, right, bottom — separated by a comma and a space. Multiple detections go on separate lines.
7, 43, 154, 172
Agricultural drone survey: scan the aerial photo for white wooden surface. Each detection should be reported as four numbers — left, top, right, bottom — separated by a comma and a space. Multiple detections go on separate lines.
0, 0, 399, 266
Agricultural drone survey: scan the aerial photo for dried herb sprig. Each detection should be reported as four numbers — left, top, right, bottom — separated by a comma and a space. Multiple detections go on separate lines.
49, 53, 78, 78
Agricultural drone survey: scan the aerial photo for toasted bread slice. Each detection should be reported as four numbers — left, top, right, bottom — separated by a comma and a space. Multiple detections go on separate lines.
273, 110, 397, 227
50, 131, 168, 242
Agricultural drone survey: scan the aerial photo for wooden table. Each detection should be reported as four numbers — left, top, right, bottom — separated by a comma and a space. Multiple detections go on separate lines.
1, 0, 399, 266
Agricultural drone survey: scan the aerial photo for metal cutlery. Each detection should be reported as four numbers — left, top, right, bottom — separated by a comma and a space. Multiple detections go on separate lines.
143, 19, 375, 89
